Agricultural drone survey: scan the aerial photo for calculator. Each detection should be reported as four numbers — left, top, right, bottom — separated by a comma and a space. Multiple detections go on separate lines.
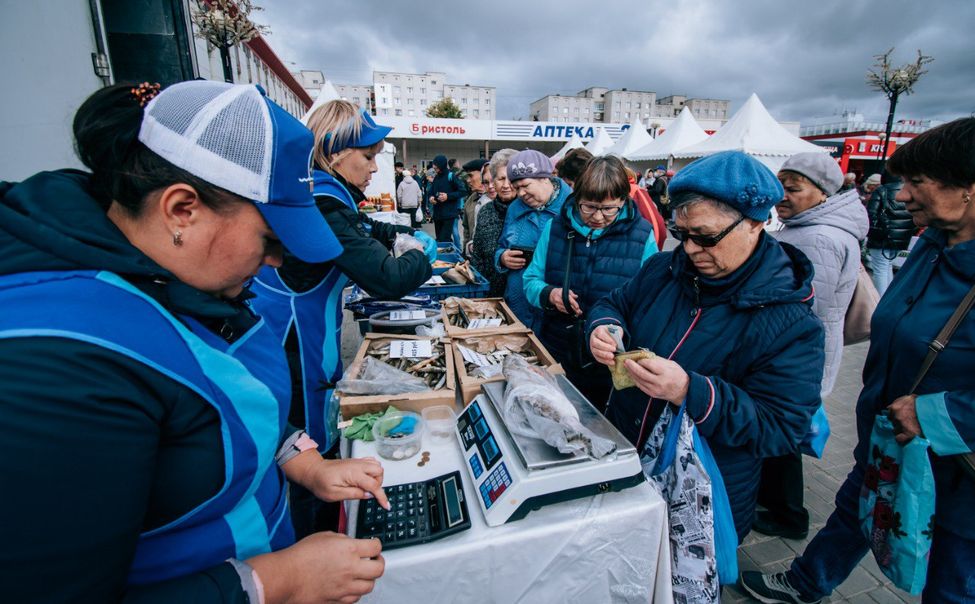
354, 471, 472, 550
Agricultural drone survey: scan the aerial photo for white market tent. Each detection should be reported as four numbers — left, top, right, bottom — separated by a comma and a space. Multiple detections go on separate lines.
584, 127, 615, 156
550, 133, 586, 162
605, 118, 656, 160
672, 93, 828, 172
303, 80, 397, 199
628, 106, 709, 163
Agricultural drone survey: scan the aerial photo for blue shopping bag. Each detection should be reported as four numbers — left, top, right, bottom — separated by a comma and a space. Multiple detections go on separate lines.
858, 415, 935, 595
800, 404, 830, 458
643, 402, 738, 601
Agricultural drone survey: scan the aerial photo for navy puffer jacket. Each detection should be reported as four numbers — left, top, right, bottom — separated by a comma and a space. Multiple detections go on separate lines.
588, 232, 825, 540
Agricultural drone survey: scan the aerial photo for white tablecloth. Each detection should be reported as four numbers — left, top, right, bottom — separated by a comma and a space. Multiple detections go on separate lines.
346, 432, 673, 603
369, 211, 411, 227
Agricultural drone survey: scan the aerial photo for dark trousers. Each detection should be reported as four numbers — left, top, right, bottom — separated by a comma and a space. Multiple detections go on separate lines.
757, 451, 809, 531
434, 218, 455, 243
399, 207, 420, 228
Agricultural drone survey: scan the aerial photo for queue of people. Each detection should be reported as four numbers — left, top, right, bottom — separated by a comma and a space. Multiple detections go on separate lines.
2, 76, 973, 603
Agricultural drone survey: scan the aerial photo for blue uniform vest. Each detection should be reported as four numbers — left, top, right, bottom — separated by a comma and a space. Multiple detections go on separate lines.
0, 270, 295, 585
249, 170, 352, 451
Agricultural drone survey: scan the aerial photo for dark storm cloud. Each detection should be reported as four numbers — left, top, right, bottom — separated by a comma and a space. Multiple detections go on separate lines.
260, 0, 975, 124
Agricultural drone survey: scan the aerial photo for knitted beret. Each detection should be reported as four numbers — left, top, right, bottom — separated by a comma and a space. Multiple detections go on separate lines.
779, 151, 844, 195
668, 151, 784, 221
507, 149, 554, 182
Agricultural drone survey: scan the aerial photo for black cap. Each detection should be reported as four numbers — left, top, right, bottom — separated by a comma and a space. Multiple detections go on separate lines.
462, 158, 488, 172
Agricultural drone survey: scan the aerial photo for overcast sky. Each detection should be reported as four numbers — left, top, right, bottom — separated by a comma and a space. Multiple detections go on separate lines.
259, 0, 974, 125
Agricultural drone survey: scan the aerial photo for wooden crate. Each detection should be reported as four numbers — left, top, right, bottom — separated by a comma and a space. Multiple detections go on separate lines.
337, 334, 457, 419
441, 297, 526, 337
450, 329, 564, 405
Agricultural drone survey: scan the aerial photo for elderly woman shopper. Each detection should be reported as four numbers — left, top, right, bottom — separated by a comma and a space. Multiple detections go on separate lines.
470, 149, 517, 296
0, 82, 386, 603
751, 153, 870, 541
742, 117, 975, 604
588, 150, 825, 540
523, 156, 657, 410
495, 149, 572, 329
250, 99, 434, 537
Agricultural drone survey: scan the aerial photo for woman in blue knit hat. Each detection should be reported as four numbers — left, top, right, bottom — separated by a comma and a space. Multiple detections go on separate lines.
588, 151, 826, 544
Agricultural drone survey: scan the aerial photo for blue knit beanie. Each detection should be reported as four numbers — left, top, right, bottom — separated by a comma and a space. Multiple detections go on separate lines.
507, 149, 555, 182
668, 151, 784, 221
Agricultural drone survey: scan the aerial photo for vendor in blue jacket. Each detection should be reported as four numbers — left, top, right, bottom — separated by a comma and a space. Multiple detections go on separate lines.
495, 149, 572, 329
587, 151, 825, 540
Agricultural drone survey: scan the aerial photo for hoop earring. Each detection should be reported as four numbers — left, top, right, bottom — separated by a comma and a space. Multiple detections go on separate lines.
172, 230, 183, 247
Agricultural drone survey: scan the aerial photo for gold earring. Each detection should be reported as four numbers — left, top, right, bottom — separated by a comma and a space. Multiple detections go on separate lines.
172, 230, 183, 247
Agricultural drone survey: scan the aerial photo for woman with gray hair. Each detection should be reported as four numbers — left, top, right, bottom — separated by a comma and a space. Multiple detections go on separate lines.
587, 151, 825, 544
470, 148, 519, 296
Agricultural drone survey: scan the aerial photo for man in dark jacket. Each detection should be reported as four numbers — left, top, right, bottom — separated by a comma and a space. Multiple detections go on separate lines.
865, 173, 912, 294
588, 151, 825, 541
428, 154, 465, 243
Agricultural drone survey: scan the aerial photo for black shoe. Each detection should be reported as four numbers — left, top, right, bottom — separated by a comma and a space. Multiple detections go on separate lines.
739, 571, 822, 604
752, 511, 808, 540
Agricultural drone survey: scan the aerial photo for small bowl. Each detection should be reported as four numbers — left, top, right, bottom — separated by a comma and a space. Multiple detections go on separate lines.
372, 411, 424, 460
422, 405, 457, 444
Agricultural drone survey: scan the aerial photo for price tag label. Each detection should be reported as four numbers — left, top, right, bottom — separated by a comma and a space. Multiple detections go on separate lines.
468, 318, 504, 329
389, 340, 434, 359
456, 344, 494, 367
390, 310, 426, 321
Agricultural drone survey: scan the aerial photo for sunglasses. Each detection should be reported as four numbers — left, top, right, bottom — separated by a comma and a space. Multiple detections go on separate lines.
669, 215, 745, 248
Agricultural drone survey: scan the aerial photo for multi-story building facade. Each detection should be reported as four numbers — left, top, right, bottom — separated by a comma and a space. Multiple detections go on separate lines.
359, 71, 495, 119
655, 95, 730, 120
334, 83, 375, 113
532, 87, 726, 124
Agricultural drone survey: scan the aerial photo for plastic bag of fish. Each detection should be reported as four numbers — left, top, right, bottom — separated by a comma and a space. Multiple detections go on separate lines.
500, 355, 616, 458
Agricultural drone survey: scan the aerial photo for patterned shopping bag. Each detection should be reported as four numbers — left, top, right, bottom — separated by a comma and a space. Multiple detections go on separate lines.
858, 415, 936, 595
642, 403, 738, 604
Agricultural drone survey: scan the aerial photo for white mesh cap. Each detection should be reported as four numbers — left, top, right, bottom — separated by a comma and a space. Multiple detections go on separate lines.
136, 80, 342, 263
138, 80, 273, 203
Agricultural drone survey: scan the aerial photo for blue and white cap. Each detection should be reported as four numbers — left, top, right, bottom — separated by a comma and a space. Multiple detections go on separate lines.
323, 108, 393, 155
138, 80, 342, 263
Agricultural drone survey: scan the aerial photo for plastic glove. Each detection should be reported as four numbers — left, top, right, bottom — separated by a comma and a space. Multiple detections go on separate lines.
413, 230, 438, 263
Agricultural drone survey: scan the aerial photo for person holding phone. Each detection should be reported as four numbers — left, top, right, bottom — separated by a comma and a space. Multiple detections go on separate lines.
495, 149, 572, 329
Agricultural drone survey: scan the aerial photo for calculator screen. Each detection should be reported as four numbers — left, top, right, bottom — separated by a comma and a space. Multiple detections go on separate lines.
442, 476, 464, 528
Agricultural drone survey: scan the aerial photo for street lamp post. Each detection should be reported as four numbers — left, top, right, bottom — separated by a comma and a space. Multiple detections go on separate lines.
866, 48, 933, 162
876, 132, 887, 161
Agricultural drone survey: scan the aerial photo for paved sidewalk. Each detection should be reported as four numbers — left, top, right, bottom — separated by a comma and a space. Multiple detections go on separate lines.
724, 342, 919, 603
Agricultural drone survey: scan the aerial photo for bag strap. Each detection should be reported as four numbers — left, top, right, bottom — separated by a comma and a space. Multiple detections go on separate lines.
561, 231, 575, 311
910, 281, 975, 393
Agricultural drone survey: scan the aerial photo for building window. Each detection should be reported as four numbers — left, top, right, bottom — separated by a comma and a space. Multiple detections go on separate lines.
584, 108, 589, 114
381, 97, 388, 104
394, 98, 400, 105
395, 109, 402, 116
408, 109, 415, 116
626, 102, 632, 109
461, 97, 467, 105
421, 99, 427, 106
485, 98, 491, 105
635, 102, 641, 109
393, 86, 401, 94
596, 102, 604, 111
407, 87, 413, 94
625, 112, 630, 119
353, 96, 360, 104
563, 107, 568, 114
420, 87, 426, 94
431, 80, 437, 85
407, 98, 414, 104
473, 109, 479, 118
381, 108, 389, 115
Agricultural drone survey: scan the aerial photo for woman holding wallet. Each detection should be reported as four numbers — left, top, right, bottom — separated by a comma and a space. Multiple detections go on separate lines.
742, 117, 975, 604
523, 156, 657, 410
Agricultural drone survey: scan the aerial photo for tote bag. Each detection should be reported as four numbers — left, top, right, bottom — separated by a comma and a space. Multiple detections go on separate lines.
858, 416, 935, 595
641, 403, 738, 603
844, 264, 880, 345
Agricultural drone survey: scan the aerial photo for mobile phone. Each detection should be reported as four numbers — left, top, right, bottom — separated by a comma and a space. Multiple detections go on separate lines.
509, 245, 535, 263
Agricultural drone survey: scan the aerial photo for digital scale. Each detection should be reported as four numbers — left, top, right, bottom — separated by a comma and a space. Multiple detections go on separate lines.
456, 376, 645, 526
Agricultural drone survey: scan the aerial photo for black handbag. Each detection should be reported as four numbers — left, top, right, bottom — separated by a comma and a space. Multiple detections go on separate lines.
559, 232, 591, 370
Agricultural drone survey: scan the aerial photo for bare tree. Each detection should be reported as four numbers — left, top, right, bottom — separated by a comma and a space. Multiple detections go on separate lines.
866, 48, 934, 160
192, 0, 269, 83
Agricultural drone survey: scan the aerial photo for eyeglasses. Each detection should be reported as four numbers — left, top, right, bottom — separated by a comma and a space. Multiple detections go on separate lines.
669, 215, 745, 248
579, 202, 624, 217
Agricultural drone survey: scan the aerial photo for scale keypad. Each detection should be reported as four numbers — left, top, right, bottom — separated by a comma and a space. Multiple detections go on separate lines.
478, 462, 512, 509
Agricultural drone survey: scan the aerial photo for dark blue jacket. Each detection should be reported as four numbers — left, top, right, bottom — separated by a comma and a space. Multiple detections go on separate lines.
428, 155, 464, 220
857, 228, 975, 539
587, 232, 825, 539
525, 196, 655, 367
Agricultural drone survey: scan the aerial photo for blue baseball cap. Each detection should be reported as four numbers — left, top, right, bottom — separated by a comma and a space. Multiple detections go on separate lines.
324, 108, 393, 155
139, 81, 343, 263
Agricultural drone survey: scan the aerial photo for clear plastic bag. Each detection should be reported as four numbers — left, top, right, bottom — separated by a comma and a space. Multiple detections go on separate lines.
336, 356, 430, 395
415, 321, 446, 337
500, 355, 616, 458
392, 233, 425, 258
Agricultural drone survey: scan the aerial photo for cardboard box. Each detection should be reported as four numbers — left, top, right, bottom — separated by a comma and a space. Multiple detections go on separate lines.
338, 334, 457, 418
450, 329, 564, 405
441, 297, 526, 337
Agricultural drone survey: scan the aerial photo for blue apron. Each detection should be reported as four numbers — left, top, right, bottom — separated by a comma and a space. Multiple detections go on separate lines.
249, 170, 353, 451
0, 270, 295, 585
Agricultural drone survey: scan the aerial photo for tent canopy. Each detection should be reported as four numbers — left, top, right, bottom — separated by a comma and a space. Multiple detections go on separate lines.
302, 80, 341, 125
629, 107, 709, 161
584, 127, 615, 156
551, 133, 586, 162
605, 118, 655, 160
673, 93, 826, 171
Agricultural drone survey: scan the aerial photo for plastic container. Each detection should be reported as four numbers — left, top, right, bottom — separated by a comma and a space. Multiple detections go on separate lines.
413, 264, 491, 301
367, 309, 440, 334
372, 411, 424, 460
422, 405, 457, 443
